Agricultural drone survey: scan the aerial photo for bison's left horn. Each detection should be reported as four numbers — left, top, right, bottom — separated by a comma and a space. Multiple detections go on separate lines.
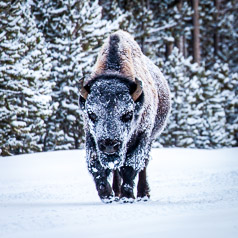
131, 78, 143, 101
79, 78, 89, 100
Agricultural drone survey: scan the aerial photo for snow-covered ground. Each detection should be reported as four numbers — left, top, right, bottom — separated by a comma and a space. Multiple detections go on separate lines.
0, 148, 238, 238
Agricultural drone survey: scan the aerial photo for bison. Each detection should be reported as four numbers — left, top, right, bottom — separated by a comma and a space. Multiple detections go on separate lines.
79, 30, 170, 203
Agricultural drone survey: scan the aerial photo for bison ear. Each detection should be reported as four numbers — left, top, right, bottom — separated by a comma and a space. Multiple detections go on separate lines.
131, 77, 143, 102
79, 77, 89, 100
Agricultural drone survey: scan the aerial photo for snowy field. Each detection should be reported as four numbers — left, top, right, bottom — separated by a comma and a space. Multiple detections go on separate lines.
0, 148, 238, 238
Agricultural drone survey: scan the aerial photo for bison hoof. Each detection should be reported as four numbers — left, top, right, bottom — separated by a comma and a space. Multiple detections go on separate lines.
137, 190, 150, 200
114, 196, 120, 202
120, 197, 135, 203
97, 182, 113, 201
120, 184, 135, 201
137, 196, 150, 202
101, 196, 114, 204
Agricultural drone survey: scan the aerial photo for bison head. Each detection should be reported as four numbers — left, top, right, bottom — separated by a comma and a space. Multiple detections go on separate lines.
79, 75, 143, 169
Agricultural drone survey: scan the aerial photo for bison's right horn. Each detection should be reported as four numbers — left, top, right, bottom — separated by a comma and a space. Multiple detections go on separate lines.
131, 78, 143, 101
79, 78, 89, 100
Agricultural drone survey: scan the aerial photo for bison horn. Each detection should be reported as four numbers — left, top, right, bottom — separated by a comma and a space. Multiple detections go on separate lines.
79, 78, 89, 100
131, 78, 143, 101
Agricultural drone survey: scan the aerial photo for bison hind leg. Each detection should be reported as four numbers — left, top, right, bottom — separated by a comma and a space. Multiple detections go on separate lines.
137, 166, 150, 201
112, 169, 121, 201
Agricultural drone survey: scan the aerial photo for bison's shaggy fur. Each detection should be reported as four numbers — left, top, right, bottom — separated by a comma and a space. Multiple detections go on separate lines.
79, 30, 170, 203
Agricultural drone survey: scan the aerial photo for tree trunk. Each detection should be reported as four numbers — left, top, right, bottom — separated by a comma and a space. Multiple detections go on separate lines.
166, 41, 173, 60
192, 0, 201, 65
146, 0, 150, 9
140, 0, 146, 53
175, 37, 183, 53
175, 0, 184, 54
183, 35, 188, 58
214, 0, 220, 57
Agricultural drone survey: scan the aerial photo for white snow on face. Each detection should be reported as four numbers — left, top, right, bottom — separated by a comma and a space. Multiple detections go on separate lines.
85, 79, 135, 169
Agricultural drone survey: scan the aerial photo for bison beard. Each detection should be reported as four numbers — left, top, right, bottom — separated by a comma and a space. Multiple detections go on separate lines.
79, 31, 170, 203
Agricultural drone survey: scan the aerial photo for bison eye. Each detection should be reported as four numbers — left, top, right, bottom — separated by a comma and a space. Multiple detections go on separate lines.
121, 111, 133, 123
88, 112, 97, 123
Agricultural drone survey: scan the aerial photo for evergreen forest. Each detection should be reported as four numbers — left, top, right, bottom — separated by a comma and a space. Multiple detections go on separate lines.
0, 0, 237, 156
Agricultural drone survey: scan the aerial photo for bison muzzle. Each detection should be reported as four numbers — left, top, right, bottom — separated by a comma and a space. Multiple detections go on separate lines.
79, 30, 170, 203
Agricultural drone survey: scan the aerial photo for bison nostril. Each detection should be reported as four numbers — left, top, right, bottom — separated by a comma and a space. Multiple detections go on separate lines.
98, 139, 120, 154
98, 141, 106, 152
113, 142, 120, 151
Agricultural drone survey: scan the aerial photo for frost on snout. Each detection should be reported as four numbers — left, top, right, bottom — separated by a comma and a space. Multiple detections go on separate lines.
98, 138, 121, 154
85, 79, 135, 169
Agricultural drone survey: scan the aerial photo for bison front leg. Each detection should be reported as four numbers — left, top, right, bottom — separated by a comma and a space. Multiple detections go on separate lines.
86, 133, 113, 202
88, 160, 113, 203
120, 166, 137, 202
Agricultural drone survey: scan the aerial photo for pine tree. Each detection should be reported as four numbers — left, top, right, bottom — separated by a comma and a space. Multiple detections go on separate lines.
74, 0, 119, 76
99, 0, 125, 25
218, 0, 238, 73
124, 0, 154, 54
199, 0, 213, 63
226, 72, 238, 146
214, 61, 238, 147
147, 0, 193, 63
157, 48, 201, 148
0, 0, 52, 156
200, 0, 238, 72
31, 0, 84, 150
196, 62, 229, 148
99, 0, 154, 55
31, 0, 119, 150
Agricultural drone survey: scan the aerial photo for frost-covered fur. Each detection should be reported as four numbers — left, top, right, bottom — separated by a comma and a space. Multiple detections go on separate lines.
79, 30, 170, 202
